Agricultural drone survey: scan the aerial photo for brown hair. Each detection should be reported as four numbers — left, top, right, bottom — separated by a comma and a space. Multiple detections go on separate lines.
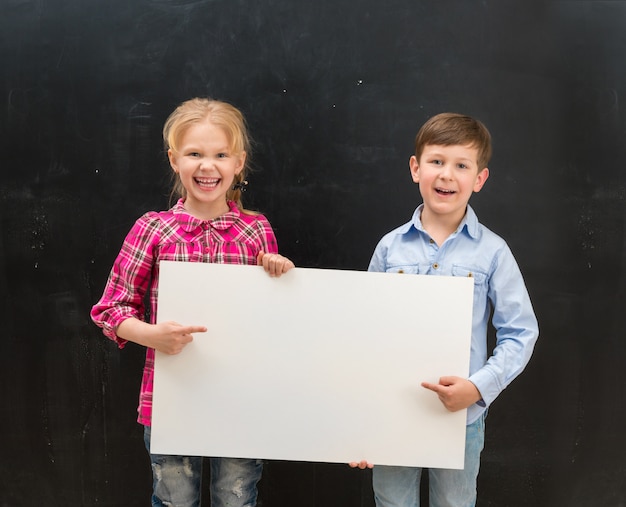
163, 98, 252, 209
414, 113, 492, 169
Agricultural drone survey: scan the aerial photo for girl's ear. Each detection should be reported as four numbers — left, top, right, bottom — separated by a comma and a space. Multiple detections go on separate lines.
409, 155, 420, 183
235, 151, 247, 175
168, 149, 178, 173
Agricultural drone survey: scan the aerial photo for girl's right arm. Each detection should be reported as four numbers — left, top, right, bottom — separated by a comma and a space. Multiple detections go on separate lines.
91, 214, 205, 354
91, 215, 159, 346
116, 318, 206, 355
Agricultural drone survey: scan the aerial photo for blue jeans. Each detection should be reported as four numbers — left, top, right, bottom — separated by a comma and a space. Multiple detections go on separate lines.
144, 426, 263, 507
373, 413, 486, 507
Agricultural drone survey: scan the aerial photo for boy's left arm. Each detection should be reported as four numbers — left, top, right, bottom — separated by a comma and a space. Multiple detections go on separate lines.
423, 245, 539, 412
466, 245, 539, 409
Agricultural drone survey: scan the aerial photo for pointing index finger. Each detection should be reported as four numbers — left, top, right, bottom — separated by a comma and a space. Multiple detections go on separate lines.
181, 325, 207, 334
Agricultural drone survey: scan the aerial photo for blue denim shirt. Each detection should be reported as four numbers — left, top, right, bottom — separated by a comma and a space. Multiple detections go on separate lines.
368, 204, 539, 424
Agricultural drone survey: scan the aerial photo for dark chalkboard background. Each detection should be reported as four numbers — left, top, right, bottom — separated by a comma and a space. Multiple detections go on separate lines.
1, 1, 626, 506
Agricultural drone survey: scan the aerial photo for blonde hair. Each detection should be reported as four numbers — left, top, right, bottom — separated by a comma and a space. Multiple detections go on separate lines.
163, 98, 252, 210
414, 113, 492, 170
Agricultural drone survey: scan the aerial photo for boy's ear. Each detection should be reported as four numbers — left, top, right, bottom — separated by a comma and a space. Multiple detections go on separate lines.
473, 167, 489, 192
409, 155, 420, 183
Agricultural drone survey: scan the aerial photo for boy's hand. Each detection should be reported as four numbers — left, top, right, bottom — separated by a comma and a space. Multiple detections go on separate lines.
349, 460, 374, 469
257, 251, 295, 277
421, 376, 482, 412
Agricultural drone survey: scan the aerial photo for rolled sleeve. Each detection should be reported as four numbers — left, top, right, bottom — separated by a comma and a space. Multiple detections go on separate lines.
90, 214, 158, 345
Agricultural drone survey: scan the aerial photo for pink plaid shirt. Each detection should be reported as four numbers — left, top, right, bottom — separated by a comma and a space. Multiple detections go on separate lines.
91, 199, 278, 425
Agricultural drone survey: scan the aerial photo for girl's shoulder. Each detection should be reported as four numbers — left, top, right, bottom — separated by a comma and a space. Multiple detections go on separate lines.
134, 209, 176, 227
147, 208, 177, 220
237, 209, 275, 234
126, 209, 178, 241
238, 208, 270, 225
226, 210, 274, 247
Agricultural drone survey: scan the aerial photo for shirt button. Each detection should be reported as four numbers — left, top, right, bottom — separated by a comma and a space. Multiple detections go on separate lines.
204, 247, 210, 253
433, 263, 439, 269
429, 238, 435, 244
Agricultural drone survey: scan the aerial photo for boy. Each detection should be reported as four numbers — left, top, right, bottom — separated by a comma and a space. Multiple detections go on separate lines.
356, 113, 539, 507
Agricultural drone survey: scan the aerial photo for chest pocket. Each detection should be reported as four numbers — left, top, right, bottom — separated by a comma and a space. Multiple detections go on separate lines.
451, 265, 488, 299
385, 265, 421, 275
155, 242, 205, 263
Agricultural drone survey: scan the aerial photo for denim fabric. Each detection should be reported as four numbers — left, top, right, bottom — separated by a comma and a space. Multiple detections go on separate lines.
144, 426, 263, 507
372, 413, 486, 507
209, 456, 263, 507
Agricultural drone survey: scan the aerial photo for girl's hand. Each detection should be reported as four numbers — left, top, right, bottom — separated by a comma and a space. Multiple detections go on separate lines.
117, 318, 207, 355
149, 321, 207, 355
257, 251, 295, 277
349, 460, 374, 469
421, 376, 482, 412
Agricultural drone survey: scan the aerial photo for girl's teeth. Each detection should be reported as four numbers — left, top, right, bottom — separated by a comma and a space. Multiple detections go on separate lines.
196, 178, 219, 187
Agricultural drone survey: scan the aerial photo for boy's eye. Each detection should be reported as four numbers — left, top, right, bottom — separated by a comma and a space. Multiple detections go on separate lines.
188, 152, 201, 157
458, 163, 467, 169
431, 159, 443, 165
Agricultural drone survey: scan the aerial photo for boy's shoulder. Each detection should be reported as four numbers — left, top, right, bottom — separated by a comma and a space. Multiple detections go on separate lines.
376, 206, 510, 252
377, 207, 421, 241
465, 207, 512, 251
380, 218, 414, 240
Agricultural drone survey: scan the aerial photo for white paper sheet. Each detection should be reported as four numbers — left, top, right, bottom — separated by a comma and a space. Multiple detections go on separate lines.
151, 261, 473, 468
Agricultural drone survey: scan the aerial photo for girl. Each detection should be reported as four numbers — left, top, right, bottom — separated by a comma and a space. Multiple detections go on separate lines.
91, 98, 294, 507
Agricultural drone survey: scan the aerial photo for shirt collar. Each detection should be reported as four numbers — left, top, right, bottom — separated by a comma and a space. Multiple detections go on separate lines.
172, 199, 241, 232
408, 203, 480, 239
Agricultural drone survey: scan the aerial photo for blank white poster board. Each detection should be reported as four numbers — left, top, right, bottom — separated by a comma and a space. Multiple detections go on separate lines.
152, 261, 473, 469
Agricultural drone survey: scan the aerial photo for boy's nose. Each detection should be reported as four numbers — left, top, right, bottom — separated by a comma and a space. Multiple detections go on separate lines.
439, 164, 453, 179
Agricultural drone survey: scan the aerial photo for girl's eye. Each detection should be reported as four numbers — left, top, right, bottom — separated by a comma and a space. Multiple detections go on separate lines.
188, 152, 200, 157
217, 153, 228, 159
458, 163, 467, 169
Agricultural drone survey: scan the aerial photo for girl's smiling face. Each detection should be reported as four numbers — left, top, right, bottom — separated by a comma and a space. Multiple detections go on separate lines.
168, 120, 245, 220
410, 143, 489, 226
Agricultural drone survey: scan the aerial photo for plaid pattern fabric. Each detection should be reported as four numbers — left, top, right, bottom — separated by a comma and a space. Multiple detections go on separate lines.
91, 199, 278, 425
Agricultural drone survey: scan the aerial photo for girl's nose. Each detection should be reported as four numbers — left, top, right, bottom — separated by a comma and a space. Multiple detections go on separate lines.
199, 157, 213, 170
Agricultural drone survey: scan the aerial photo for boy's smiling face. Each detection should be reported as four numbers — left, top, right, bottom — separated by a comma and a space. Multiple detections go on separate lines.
410, 143, 489, 226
